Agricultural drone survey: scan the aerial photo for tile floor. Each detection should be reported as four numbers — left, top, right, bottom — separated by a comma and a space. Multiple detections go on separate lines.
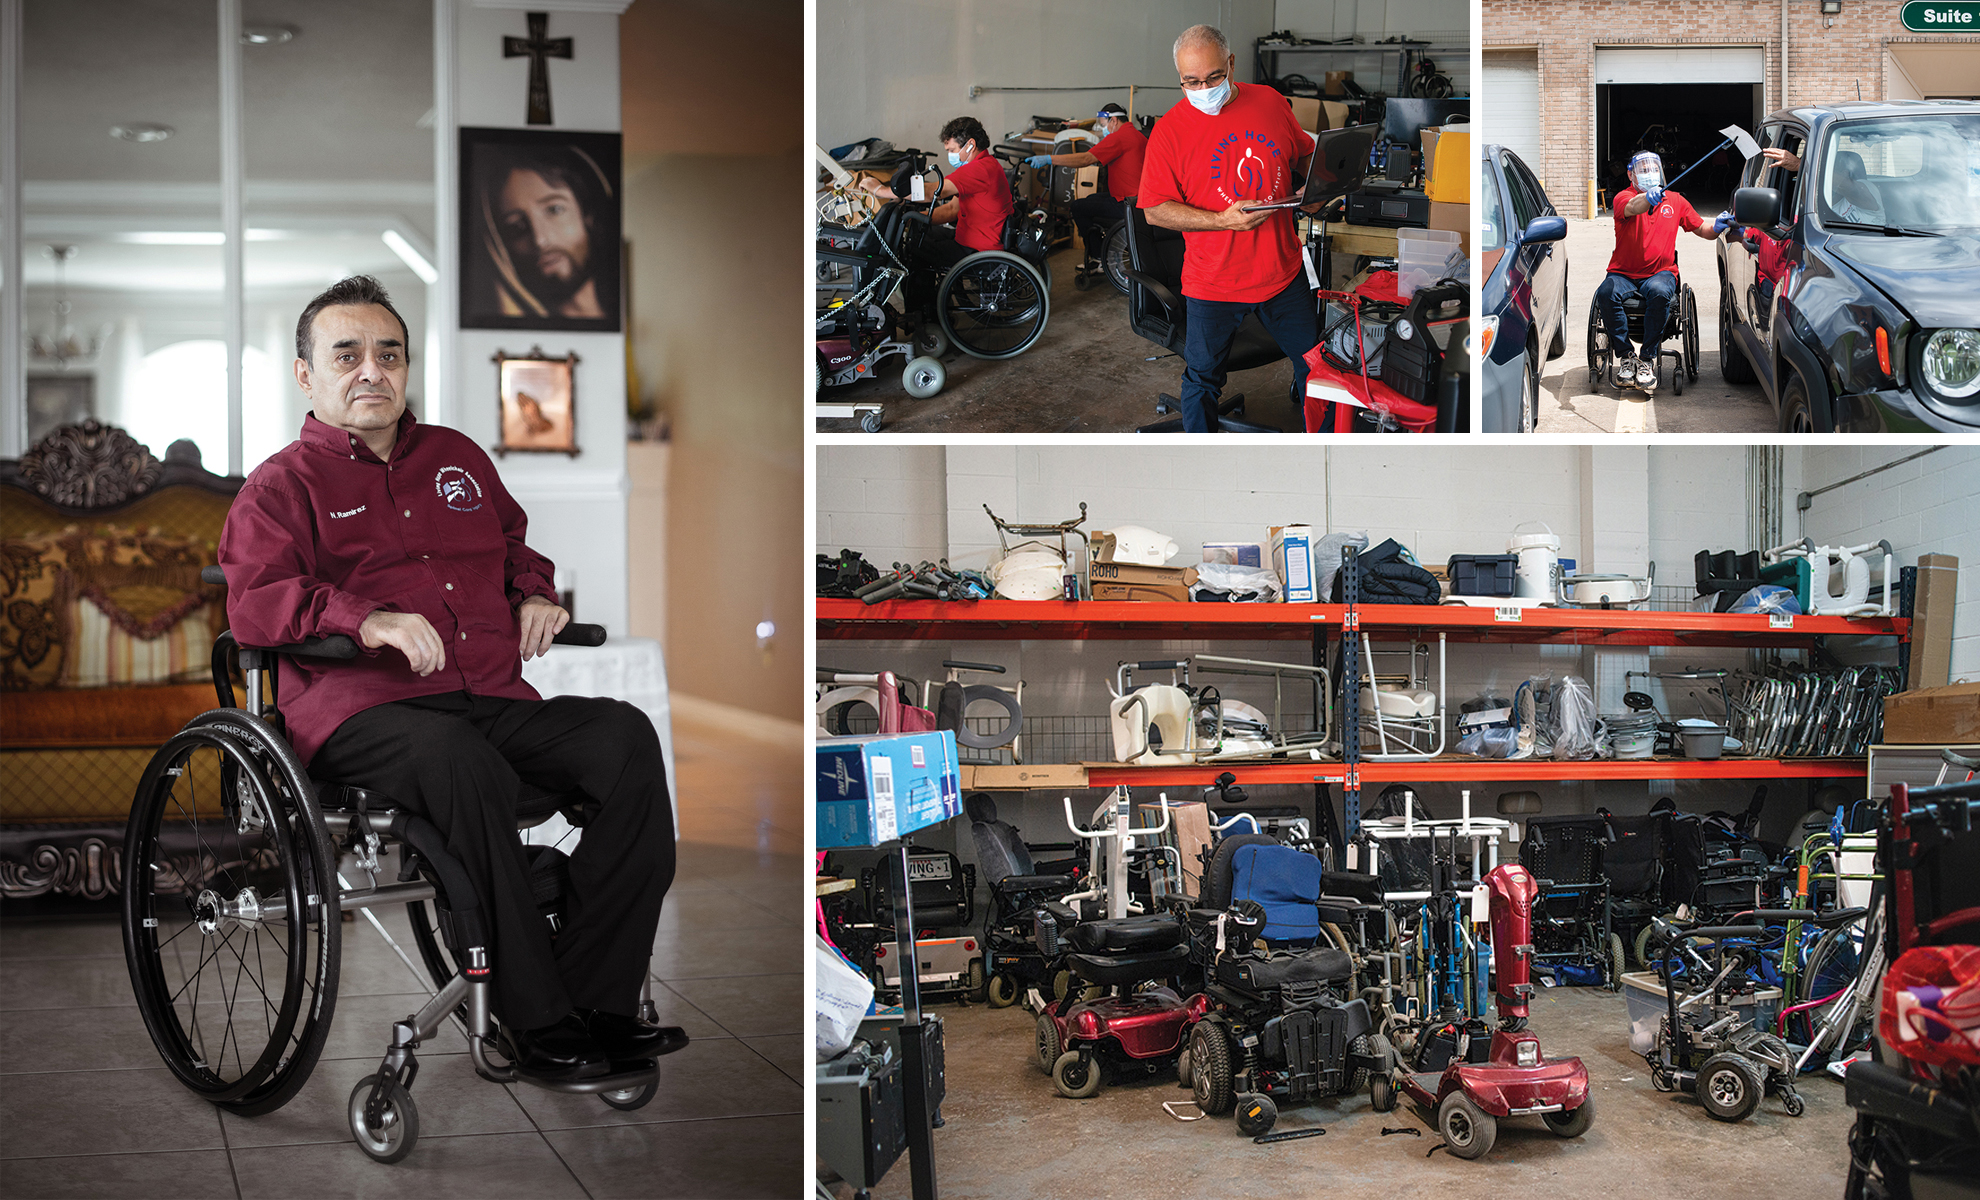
0, 713, 805, 1199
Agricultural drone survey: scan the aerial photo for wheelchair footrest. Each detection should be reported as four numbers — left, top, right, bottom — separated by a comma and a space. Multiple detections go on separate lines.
516, 1062, 660, 1096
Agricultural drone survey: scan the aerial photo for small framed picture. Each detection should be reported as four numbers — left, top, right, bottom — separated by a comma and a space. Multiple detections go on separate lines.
493, 348, 579, 457
460, 126, 622, 332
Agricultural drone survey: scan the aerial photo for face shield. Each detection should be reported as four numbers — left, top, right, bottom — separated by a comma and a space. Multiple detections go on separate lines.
1629, 151, 1665, 193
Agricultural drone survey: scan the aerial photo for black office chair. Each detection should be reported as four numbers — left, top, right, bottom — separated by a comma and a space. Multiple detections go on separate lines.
1121, 201, 1282, 433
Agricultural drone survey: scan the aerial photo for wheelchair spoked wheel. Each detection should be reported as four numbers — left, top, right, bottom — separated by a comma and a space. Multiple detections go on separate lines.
1103, 224, 1131, 296
123, 712, 341, 1117
937, 250, 1050, 360
1681, 286, 1700, 382
1586, 297, 1607, 391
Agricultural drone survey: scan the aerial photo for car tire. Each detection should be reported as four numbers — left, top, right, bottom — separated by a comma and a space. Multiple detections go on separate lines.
1720, 284, 1757, 384
1778, 371, 1825, 433
1547, 274, 1568, 360
1520, 344, 1539, 434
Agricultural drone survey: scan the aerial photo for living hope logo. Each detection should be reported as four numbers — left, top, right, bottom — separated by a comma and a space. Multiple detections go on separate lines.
1206, 129, 1288, 206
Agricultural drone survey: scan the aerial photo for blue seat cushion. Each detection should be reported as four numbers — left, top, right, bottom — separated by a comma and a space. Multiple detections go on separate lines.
1230, 843, 1323, 946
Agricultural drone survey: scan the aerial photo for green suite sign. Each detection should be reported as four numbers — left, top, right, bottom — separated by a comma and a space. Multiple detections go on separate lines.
1900, 2, 1980, 31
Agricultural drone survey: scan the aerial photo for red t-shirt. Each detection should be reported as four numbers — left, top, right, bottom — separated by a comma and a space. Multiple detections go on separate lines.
948, 153, 1013, 252
1091, 123, 1147, 202
1137, 82, 1312, 303
1607, 187, 1702, 279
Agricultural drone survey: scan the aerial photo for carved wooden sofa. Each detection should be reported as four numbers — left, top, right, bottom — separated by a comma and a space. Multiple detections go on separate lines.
1, 421, 240, 901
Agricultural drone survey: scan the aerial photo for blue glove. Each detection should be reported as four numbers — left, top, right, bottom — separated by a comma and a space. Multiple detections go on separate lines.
1026, 154, 1053, 169
1643, 186, 1665, 211
1713, 211, 1735, 235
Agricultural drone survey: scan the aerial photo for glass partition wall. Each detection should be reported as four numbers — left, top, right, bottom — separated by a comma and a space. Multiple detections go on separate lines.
9, 0, 434, 475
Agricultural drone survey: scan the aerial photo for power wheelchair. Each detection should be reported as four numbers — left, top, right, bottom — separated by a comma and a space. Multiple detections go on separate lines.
1586, 265, 1700, 395
120, 568, 667, 1163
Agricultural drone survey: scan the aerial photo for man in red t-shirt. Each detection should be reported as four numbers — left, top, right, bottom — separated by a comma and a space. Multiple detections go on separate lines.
1598, 150, 1730, 393
860, 116, 1013, 271
1027, 103, 1147, 277
1137, 24, 1322, 431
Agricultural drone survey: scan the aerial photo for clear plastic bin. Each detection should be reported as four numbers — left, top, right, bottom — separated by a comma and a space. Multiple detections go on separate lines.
1396, 227, 1463, 299
1620, 971, 1782, 1055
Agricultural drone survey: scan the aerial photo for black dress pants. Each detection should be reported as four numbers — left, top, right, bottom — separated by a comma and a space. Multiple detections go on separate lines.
1070, 193, 1125, 264
311, 692, 675, 1030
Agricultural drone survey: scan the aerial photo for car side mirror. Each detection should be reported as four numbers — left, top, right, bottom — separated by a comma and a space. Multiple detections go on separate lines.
1520, 215, 1567, 244
1732, 186, 1781, 228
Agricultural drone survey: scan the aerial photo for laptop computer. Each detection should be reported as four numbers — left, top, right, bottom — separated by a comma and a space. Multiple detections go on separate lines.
1242, 123, 1378, 211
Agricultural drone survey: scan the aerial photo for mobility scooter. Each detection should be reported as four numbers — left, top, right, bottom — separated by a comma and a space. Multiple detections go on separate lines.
1034, 913, 1202, 1099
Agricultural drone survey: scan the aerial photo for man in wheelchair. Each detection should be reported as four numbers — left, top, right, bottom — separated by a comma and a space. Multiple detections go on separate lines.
217, 275, 685, 1082
1597, 150, 1730, 395
858, 115, 1013, 271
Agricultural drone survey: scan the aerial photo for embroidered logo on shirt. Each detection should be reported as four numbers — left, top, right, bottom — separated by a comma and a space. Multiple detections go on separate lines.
1207, 129, 1286, 207
434, 466, 484, 513
330, 505, 367, 519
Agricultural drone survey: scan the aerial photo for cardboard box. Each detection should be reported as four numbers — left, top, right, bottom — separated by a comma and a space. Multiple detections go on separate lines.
1882, 682, 1980, 744
1428, 200, 1469, 255
1203, 541, 1267, 567
818, 731, 962, 849
961, 763, 1088, 790
1324, 100, 1350, 130
1426, 129, 1469, 204
1913, 553, 1959, 690
1272, 525, 1317, 603
1089, 562, 1197, 601
1143, 799, 1212, 900
1325, 70, 1352, 96
1289, 97, 1321, 133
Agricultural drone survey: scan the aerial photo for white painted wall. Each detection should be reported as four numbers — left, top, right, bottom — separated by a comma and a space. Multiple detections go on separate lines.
816, 0, 1275, 152
816, 445, 1979, 884
450, 5, 629, 637
1786, 445, 1980, 681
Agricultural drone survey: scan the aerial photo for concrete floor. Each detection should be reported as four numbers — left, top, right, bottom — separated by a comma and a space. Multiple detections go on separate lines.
1537, 218, 1781, 435
843, 985, 1852, 1200
815, 242, 1306, 435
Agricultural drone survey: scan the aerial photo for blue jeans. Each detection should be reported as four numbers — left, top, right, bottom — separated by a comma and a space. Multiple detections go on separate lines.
1181, 274, 1318, 432
1595, 270, 1677, 358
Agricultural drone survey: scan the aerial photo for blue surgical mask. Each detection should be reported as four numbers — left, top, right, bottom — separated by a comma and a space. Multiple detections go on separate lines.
1186, 78, 1233, 116
948, 142, 972, 168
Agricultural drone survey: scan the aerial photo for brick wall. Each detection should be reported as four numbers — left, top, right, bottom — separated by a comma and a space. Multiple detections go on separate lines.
1482, 0, 1980, 207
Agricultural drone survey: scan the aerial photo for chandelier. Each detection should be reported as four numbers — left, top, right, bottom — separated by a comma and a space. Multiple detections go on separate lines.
29, 245, 103, 368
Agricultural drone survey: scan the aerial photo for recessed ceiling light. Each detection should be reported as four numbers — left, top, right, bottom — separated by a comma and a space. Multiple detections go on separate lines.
110, 123, 174, 143
240, 24, 298, 45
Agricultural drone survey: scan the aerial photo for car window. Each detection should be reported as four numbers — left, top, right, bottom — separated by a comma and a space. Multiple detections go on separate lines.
1483, 155, 1507, 251
1818, 113, 1980, 231
1760, 126, 1807, 216
1744, 129, 1778, 188
1502, 154, 1544, 230
1509, 157, 1555, 219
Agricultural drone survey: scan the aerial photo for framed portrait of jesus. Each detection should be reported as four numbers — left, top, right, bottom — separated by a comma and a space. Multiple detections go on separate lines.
460, 127, 622, 332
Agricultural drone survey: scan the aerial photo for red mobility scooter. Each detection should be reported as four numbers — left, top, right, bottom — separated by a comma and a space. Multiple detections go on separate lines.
1374, 861, 1596, 1158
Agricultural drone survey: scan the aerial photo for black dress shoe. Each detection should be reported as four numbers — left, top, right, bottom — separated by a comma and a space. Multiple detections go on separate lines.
576, 1008, 689, 1058
500, 1014, 612, 1080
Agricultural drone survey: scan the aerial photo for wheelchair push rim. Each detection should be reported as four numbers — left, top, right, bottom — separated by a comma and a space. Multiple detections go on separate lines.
937, 250, 1050, 360
123, 715, 340, 1112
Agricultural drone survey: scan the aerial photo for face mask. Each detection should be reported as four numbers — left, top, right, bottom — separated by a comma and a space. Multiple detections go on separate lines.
1635, 168, 1662, 192
947, 142, 972, 169
1186, 78, 1233, 116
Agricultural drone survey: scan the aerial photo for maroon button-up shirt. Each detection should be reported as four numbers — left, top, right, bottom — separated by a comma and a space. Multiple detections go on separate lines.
218, 411, 556, 765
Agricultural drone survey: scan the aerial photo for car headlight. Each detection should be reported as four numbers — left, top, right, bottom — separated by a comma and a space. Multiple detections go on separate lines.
1920, 328, 1980, 399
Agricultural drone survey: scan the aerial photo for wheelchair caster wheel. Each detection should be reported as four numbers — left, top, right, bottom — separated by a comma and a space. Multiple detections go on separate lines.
600, 1080, 658, 1111
1235, 1092, 1277, 1137
1782, 1090, 1805, 1118
859, 411, 883, 434
348, 1076, 419, 1163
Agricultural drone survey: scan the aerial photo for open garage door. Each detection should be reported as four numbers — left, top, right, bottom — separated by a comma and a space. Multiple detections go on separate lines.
1595, 47, 1765, 211
1484, 50, 1541, 176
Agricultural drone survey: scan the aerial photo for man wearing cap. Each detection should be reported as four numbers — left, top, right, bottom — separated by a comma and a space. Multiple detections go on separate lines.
1025, 103, 1148, 281
1597, 149, 1729, 394
1136, 24, 1324, 431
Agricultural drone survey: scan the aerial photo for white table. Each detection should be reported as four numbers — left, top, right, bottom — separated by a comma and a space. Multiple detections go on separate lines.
520, 636, 678, 845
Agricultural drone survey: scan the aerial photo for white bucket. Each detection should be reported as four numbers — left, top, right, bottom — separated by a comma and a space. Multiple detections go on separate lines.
1508, 521, 1561, 600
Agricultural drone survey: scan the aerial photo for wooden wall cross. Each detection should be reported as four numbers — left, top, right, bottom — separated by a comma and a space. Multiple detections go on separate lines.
503, 12, 572, 126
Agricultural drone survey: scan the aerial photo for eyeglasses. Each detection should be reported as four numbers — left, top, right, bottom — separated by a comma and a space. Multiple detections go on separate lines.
1179, 69, 1229, 91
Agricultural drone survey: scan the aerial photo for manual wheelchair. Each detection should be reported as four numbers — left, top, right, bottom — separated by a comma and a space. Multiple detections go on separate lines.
1586, 267, 1699, 396
815, 151, 1052, 426
120, 569, 667, 1163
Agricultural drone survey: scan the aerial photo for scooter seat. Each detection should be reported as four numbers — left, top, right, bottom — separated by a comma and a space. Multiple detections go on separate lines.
999, 873, 1077, 894
1067, 914, 1186, 955
1218, 946, 1352, 990
1064, 943, 1190, 986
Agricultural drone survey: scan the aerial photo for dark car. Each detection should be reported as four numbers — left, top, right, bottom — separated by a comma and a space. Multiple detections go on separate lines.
1480, 144, 1568, 433
1719, 101, 1980, 432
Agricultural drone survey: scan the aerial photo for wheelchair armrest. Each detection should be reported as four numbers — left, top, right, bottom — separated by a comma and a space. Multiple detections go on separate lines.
220, 628, 361, 660
201, 565, 227, 585
554, 623, 607, 647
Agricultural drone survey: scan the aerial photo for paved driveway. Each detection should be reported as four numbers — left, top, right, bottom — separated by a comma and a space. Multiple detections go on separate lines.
1537, 218, 1778, 434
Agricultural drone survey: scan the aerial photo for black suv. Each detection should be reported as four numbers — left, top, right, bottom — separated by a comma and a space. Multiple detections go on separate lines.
1718, 101, 1980, 432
